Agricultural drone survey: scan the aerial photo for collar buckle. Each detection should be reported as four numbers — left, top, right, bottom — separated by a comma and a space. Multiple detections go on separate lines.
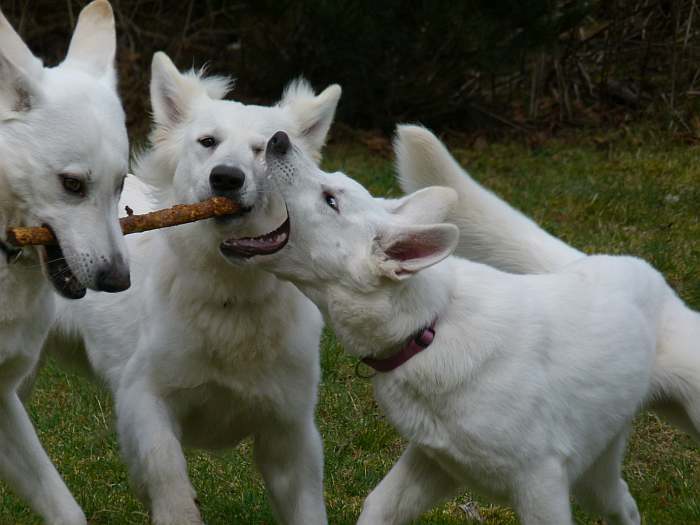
0, 238, 23, 265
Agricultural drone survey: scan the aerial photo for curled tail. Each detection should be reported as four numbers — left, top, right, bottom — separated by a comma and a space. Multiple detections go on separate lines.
394, 124, 583, 274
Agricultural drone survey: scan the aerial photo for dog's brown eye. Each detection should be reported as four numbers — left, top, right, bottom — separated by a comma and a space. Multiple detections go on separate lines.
324, 192, 339, 212
252, 144, 264, 156
60, 175, 85, 196
198, 136, 217, 149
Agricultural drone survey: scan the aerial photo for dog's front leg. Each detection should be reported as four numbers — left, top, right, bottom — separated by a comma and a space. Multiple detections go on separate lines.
116, 381, 202, 525
512, 458, 573, 525
0, 390, 86, 525
357, 443, 460, 525
254, 416, 327, 525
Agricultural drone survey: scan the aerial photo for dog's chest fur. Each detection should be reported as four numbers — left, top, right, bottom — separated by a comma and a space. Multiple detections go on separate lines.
161, 254, 314, 363
0, 256, 53, 385
0, 257, 45, 318
0, 204, 45, 321
371, 358, 518, 501
144, 252, 323, 446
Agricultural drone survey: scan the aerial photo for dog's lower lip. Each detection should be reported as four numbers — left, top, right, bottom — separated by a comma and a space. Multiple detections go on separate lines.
215, 205, 253, 223
40, 225, 86, 300
220, 213, 290, 258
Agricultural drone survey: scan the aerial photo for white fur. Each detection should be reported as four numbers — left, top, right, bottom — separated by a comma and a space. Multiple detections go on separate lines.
0, 2, 128, 523
395, 125, 584, 273
46, 53, 341, 524
243, 134, 697, 524
395, 125, 700, 442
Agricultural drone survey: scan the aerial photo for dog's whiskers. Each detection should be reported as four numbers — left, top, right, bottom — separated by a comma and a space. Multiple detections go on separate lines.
49, 265, 76, 280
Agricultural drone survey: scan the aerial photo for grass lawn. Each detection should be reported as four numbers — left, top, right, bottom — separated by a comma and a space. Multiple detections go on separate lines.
1, 126, 698, 524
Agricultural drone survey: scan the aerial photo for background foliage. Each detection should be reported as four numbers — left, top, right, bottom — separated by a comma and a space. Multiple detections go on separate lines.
4, 0, 700, 134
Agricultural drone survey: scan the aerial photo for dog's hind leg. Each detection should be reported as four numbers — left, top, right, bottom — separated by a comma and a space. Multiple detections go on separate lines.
254, 416, 327, 525
0, 390, 86, 524
116, 380, 202, 525
573, 430, 640, 525
357, 443, 461, 525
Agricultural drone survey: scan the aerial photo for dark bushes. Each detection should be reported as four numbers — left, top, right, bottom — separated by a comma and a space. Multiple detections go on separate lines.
4, 1, 699, 134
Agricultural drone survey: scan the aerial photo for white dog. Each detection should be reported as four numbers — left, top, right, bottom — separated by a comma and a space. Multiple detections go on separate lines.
0, 2, 129, 523
225, 130, 698, 524
47, 52, 340, 524
395, 125, 700, 441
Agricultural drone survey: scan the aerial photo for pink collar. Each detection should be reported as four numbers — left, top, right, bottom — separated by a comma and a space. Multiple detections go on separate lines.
361, 320, 437, 373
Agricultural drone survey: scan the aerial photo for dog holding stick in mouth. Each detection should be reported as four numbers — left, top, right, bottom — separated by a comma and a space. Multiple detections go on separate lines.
0, 1, 130, 523
225, 130, 698, 525
43, 53, 341, 524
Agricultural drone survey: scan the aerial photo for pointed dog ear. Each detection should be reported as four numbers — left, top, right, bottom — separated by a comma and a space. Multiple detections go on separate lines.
149, 52, 233, 134
280, 79, 341, 162
374, 222, 458, 281
149, 51, 190, 131
0, 8, 43, 78
0, 53, 42, 118
381, 187, 457, 225
0, 7, 43, 117
64, 0, 116, 84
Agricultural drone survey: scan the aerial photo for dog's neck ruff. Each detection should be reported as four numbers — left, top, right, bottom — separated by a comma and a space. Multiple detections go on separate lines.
0, 236, 22, 265
361, 319, 437, 373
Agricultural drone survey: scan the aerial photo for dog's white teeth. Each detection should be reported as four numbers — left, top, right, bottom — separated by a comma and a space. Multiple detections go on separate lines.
221, 215, 288, 257
228, 230, 287, 248
253, 231, 286, 245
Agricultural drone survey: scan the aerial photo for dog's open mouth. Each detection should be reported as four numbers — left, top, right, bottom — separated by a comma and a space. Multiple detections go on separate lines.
40, 226, 86, 300
219, 211, 290, 258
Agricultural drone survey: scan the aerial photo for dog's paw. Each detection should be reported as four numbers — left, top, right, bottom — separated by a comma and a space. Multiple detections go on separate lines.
151, 502, 203, 525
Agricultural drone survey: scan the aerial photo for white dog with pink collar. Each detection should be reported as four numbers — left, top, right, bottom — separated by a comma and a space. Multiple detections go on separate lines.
225, 130, 698, 525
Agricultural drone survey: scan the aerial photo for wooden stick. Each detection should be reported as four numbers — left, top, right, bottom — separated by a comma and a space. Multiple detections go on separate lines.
6, 197, 240, 247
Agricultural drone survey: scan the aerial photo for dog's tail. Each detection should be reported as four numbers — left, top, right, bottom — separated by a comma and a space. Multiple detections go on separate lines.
394, 124, 583, 274
650, 292, 700, 441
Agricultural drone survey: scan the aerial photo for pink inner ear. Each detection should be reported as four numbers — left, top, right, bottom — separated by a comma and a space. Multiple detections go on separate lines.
385, 234, 439, 261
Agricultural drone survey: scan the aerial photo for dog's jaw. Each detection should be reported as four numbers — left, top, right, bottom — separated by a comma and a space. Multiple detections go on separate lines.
38, 226, 87, 299
220, 210, 290, 259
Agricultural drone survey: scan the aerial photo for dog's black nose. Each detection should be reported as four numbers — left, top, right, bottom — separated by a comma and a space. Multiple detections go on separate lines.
267, 131, 290, 156
210, 165, 246, 194
95, 258, 130, 293
209, 164, 245, 193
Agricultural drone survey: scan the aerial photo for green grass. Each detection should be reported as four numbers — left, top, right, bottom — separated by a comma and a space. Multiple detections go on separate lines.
1, 127, 699, 524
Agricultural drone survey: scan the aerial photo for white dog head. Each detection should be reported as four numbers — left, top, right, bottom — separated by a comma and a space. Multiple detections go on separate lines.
0, 0, 130, 299
220, 131, 459, 303
140, 52, 341, 263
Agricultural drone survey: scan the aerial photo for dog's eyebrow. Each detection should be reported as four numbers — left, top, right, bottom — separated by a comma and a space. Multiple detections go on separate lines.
321, 184, 345, 195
